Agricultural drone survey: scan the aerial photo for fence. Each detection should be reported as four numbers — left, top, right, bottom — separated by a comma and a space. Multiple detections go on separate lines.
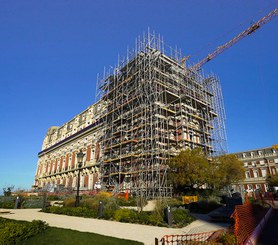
231, 202, 272, 244
156, 230, 222, 245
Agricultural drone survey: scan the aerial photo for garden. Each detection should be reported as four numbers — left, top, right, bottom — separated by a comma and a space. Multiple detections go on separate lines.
0, 190, 226, 228
43, 192, 198, 228
0, 217, 142, 245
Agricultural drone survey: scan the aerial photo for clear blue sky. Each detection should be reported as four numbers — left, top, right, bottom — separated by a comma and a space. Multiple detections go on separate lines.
1, 0, 277, 193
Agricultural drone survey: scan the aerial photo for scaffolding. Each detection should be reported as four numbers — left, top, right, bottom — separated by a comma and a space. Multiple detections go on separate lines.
96, 30, 227, 199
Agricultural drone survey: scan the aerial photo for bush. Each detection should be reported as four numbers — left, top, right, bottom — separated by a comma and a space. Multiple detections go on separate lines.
63, 198, 76, 207
0, 196, 15, 209
136, 211, 151, 225
114, 209, 139, 223
147, 212, 165, 226
189, 200, 221, 214
0, 218, 48, 244
102, 198, 119, 220
22, 197, 43, 209
219, 232, 237, 244
44, 206, 98, 218
46, 195, 65, 201
116, 196, 137, 206
44, 196, 197, 228
45, 193, 119, 219
172, 208, 195, 227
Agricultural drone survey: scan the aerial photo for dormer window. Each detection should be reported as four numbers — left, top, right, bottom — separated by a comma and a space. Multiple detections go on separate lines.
250, 152, 254, 157
258, 151, 262, 156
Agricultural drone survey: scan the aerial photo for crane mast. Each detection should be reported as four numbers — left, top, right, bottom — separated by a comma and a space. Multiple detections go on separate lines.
186, 7, 278, 71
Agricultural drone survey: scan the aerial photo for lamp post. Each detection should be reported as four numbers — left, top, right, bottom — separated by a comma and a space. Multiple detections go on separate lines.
75, 150, 85, 207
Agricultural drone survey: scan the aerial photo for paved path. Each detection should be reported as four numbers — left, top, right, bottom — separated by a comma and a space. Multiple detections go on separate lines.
0, 209, 230, 245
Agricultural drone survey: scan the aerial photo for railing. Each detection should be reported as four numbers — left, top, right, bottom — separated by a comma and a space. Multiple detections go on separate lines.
156, 231, 220, 245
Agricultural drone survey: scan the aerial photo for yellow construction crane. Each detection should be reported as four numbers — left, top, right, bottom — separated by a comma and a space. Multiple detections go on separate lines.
183, 7, 278, 71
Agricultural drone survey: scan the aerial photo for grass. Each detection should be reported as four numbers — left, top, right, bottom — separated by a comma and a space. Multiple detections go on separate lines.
19, 226, 143, 245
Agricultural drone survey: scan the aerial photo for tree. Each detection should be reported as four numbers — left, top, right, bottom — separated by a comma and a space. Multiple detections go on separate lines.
209, 154, 245, 190
3, 185, 14, 197
168, 149, 245, 194
168, 148, 210, 192
266, 174, 278, 188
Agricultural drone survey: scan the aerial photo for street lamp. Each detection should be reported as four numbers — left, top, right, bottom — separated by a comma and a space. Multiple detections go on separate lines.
75, 149, 85, 207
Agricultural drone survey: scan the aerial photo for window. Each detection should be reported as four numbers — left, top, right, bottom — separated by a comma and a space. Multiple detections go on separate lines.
253, 170, 258, 178
250, 152, 254, 157
256, 184, 261, 190
245, 171, 250, 178
244, 162, 248, 167
247, 184, 253, 190
261, 169, 267, 177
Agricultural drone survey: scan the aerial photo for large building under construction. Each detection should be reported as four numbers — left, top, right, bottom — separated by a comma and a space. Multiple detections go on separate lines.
34, 32, 227, 198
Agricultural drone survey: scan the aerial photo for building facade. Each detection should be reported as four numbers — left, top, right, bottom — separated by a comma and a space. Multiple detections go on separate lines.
34, 32, 227, 198
34, 101, 105, 192
233, 145, 278, 195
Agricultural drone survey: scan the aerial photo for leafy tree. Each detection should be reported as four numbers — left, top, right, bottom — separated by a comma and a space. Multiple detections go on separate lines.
209, 154, 245, 189
3, 185, 14, 197
266, 174, 278, 187
168, 148, 210, 192
168, 149, 245, 193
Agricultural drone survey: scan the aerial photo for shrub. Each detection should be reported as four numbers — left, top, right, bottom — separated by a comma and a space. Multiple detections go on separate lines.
44, 196, 197, 228
154, 198, 183, 214
0, 196, 15, 209
46, 194, 65, 201
114, 209, 139, 223
22, 197, 43, 209
45, 206, 98, 218
137, 211, 151, 225
63, 198, 76, 207
68, 207, 96, 217
81, 198, 99, 209
102, 198, 119, 220
93, 192, 112, 202
147, 212, 165, 226
189, 200, 221, 214
219, 232, 237, 244
0, 218, 48, 244
172, 208, 195, 227
116, 196, 137, 206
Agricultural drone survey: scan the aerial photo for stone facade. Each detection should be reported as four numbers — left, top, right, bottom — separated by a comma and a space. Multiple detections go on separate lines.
233, 145, 278, 195
34, 101, 105, 191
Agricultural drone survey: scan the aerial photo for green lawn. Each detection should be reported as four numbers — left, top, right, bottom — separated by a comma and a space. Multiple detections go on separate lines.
19, 226, 143, 245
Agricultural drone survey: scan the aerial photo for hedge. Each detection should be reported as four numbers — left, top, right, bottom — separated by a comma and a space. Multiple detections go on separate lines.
0, 218, 48, 244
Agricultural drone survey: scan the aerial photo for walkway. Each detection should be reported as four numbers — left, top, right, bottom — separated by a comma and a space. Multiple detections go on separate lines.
0, 209, 230, 245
